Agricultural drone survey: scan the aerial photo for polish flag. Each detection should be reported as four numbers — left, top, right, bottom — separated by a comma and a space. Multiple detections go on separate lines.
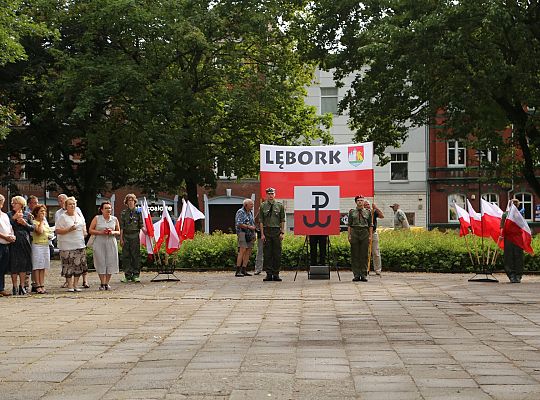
480, 199, 503, 244
154, 201, 180, 254
140, 220, 161, 254
467, 200, 487, 237
175, 199, 205, 242
141, 198, 154, 238
503, 204, 534, 254
454, 203, 470, 237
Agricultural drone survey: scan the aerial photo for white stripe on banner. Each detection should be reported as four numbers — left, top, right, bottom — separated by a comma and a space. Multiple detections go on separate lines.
294, 186, 340, 211
260, 142, 373, 172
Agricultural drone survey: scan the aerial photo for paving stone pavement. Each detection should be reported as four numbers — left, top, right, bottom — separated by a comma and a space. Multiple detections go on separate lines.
1, 265, 540, 400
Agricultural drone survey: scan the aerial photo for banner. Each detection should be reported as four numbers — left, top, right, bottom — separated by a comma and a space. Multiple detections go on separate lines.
294, 186, 341, 235
260, 143, 374, 199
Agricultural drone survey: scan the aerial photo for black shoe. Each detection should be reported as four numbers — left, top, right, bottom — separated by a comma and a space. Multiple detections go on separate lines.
12, 287, 17, 296
31, 284, 38, 293
263, 274, 273, 282
235, 268, 244, 277
352, 277, 360, 282
18, 285, 27, 295
272, 275, 282, 282
360, 276, 368, 282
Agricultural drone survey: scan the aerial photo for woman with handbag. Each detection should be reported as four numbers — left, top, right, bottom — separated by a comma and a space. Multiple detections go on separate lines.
89, 201, 120, 290
234, 199, 257, 277
31, 204, 52, 293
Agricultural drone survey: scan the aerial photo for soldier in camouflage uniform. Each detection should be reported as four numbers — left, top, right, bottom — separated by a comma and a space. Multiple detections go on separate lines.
348, 196, 373, 282
259, 187, 285, 282
120, 194, 143, 282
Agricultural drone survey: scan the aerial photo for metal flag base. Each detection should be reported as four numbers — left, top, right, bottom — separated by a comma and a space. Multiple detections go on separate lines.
468, 264, 499, 283
151, 271, 181, 282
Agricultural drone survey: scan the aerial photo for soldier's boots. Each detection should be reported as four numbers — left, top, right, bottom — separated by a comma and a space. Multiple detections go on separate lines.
263, 274, 273, 282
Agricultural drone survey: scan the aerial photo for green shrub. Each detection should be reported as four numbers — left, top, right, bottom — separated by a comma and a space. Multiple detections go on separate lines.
85, 230, 540, 273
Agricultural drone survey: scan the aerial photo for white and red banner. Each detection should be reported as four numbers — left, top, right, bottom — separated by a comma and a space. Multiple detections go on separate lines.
504, 204, 534, 254
260, 143, 374, 199
294, 186, 341, 235
154, 201, 180, 254
141, 198, 155, 238
467, 200, 486, 237
175, 199, 205, 243
454, 204, 471, 237
480, 199, 503, 245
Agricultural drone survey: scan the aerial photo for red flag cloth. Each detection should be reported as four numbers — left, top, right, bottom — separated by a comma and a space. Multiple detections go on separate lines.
154, 201, 180, 254
454, 203, 470, 237
503, 204, 534, 254
467, 200, 488, 237
175, 199, 205, 242
480, 199, 503, 244
141, 198, 154, 238
140, 220, 161, 254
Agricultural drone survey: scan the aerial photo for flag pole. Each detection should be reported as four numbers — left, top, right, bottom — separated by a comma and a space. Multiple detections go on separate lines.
464, 234, 475, 266
367, 197, 374, 275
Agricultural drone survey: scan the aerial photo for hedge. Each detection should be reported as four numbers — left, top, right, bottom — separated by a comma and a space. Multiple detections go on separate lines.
86, 229, 540, 273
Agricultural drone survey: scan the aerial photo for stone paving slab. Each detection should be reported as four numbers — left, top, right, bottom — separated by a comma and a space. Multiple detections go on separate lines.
1, 266, 540, 399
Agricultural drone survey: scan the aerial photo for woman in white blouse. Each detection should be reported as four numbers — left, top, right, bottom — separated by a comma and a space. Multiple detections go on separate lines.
55, 197, 88, 292
89, 201, 120, 290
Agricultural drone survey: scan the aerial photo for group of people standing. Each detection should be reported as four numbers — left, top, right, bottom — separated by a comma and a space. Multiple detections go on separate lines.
0, 194, 53, 296
0, 192, 145, 297
234, 189, 410, 282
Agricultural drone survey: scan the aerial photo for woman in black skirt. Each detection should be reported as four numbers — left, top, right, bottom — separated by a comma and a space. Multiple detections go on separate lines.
8, 196, 34, 295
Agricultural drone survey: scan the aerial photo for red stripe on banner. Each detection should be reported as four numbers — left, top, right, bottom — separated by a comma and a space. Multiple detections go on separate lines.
260, 170, 374, 199
294, 210, 341, 235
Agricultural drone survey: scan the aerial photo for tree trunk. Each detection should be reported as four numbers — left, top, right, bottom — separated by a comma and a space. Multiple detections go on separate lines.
185, 177, 203, 232
77, 189, 98, 230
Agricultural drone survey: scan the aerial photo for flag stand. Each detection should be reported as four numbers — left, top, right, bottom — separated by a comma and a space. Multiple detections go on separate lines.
468, 154, 499, 283
293, 236, 340, 281
151, 253, 180, 282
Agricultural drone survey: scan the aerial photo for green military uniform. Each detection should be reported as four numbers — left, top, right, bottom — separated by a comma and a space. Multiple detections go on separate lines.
501, 211, 524, 283
348, 207, 372, 279
260, 199, 285, 278
120, 207, 143, 280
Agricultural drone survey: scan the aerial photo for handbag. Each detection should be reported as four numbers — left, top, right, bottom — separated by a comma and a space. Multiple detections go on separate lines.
87, 235, 96, 249
244, 229, 254, 243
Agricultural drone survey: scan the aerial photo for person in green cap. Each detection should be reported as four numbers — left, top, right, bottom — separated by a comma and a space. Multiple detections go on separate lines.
348, 195, 372, 282
120, 194, 143, 282
259, 187, 285, 282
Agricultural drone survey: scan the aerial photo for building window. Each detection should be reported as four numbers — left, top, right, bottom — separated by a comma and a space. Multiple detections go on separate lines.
320, 87, 338, 114
481, 193, 499, 207
479, 149, 498, 164
448, 193, 466, 222
447, 140, 465, 167
390, 153, 408, 181
514, 192, 533, 221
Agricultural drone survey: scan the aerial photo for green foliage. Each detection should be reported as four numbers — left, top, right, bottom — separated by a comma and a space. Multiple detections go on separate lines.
85, 230, 540, 273
297, 0, 540, 196
0, 0, 331, 214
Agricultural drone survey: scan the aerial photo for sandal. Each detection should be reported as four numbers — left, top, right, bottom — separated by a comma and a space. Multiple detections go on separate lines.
61, 282, 68, 288
82, 282, 90, 289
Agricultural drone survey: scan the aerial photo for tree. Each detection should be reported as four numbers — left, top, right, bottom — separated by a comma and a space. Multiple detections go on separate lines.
0, 0, 331, 218
0, 0, 53, 137
297, 0, 540, 196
